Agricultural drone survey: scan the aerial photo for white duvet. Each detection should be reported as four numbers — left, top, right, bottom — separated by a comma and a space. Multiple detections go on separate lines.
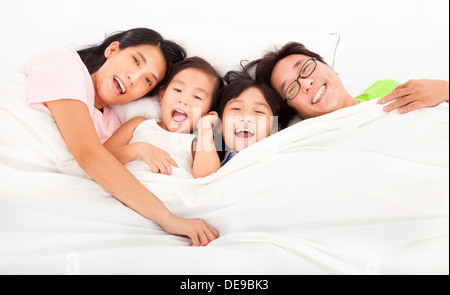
0, 74, 448, 275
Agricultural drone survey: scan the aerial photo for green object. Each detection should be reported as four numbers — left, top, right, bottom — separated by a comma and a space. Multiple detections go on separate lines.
355, 80, 402, 103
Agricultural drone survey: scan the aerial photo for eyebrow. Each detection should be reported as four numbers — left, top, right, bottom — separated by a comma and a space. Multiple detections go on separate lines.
172, 80, 210, 97
280, 58, 306, 95
229, 98, 270, 110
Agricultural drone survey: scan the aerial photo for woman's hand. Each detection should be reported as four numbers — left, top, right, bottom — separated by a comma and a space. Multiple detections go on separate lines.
136, 142, 179, 175
378, 79, 449, 114
162, 214, 219, 246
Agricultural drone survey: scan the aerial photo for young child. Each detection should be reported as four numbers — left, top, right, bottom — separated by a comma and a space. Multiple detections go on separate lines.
198, 70, 294, 172
104, 57, 223, 180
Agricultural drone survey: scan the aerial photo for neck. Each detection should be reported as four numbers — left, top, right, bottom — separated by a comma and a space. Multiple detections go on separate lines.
92, 74, 106, 110
342, 93, 360, 109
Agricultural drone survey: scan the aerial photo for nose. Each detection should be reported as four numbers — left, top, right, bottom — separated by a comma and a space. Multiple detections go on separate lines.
178, 98, 188, 106
299, 78, 314, 93
127, 73, 136, 86
239, 115, 254, 123
127, 70, 148, 86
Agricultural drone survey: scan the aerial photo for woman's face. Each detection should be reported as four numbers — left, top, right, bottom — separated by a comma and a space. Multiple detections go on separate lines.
271, 54, 351, 119
158, 68, 216, 133
222, 87, 275, 152
93, 42, 167, 109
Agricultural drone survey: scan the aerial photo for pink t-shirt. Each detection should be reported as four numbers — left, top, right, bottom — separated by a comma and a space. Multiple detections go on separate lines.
19, 46, 122, 143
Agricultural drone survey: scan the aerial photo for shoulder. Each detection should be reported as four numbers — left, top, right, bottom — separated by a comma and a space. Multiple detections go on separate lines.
21, 46, 83, 70
123, 116, 148, 128
356, 79, 402, 102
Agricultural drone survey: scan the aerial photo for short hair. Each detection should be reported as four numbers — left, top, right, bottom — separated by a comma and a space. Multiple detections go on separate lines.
252, 42, 326, 88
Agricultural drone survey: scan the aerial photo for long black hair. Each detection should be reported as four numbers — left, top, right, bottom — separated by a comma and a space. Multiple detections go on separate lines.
77, 28, 186, 96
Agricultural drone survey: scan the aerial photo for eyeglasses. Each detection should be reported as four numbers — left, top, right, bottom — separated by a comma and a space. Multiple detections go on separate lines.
284, 58, 317, 102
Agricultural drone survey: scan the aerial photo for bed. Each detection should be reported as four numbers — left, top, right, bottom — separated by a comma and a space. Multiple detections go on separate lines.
1, 63, 448, 275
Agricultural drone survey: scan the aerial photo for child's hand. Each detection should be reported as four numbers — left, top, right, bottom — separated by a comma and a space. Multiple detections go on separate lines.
196, 111, 220, 131
136, 142, 179, 175
163, 215, 219, 246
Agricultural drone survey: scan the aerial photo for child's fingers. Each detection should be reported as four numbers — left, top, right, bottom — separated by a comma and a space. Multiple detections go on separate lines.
162, 160, 173, 175
148, 162, 159, 174
166, 156, 179, 168
156, 161, 168, 175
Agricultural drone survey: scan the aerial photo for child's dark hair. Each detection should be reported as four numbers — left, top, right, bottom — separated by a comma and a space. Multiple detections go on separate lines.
77, 28, 187, 96
160, 56, 224, 109
215, 67, 294, 130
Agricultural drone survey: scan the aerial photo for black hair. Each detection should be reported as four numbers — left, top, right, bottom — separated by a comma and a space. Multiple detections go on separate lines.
215, 66, 294, 130
214, 66, 295, 160
77, 28, 186, 96
161, 56, 224, 110
250, 42, 326, 88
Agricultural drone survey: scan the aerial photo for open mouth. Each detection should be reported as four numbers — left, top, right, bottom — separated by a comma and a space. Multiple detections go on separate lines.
113, 76, 127, 95
171, 109, 188, 123
312, 84, 326, 104
235, 129, 256, 139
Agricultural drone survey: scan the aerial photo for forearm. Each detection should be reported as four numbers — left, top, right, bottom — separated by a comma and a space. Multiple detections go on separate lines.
105, 142, 142, 165
192, 126, 221, 178
77, 145, 174, 228
46, 100, 174, 229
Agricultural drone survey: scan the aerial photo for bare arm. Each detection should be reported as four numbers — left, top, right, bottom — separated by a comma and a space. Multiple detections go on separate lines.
103, 116, 146, 164
104, 117, 179, 175
47, 100, 218, 245
192, 112, 221, 179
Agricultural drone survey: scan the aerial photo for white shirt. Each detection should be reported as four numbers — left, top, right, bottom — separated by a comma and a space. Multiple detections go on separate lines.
127, 119, 197, 178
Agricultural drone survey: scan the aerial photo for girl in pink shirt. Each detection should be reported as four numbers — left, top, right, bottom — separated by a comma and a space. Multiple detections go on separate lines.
19, 28, 219, 246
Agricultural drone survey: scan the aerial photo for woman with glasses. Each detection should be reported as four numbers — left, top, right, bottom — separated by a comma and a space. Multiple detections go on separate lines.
252, 42, 449, 121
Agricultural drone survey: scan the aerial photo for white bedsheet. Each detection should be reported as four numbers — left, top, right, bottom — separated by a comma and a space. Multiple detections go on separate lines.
0, 74, 448, 275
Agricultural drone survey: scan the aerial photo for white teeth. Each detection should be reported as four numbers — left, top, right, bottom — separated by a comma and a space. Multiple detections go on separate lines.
236, 129, 255, 135
312, 85, 326, 104
114, 76, 126, 94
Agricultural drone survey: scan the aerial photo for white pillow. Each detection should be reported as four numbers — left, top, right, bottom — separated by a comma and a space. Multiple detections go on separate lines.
110, 29, 340, 124
111, 95, 161, 124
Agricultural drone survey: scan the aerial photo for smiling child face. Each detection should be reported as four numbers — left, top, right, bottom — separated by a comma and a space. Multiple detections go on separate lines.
222, 87, 275, 152
158, 68, 216, 133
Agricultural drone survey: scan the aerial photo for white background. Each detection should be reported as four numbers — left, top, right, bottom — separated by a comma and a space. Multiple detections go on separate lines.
1, 0, 448, 95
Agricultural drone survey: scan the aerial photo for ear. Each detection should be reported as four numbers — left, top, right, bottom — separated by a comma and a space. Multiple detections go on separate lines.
104, 42, 120, 59
216, 121, 223, 134
158, 87, 166, 104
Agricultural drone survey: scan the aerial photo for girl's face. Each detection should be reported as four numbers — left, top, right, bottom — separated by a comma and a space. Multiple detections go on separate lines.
222, 87, 275, 152
271, 54, 351, 119
159, 68, 216, 133
93, 42, 167, 109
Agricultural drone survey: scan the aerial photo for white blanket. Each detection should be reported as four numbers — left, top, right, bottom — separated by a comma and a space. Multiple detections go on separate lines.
0, 74, 448, 275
